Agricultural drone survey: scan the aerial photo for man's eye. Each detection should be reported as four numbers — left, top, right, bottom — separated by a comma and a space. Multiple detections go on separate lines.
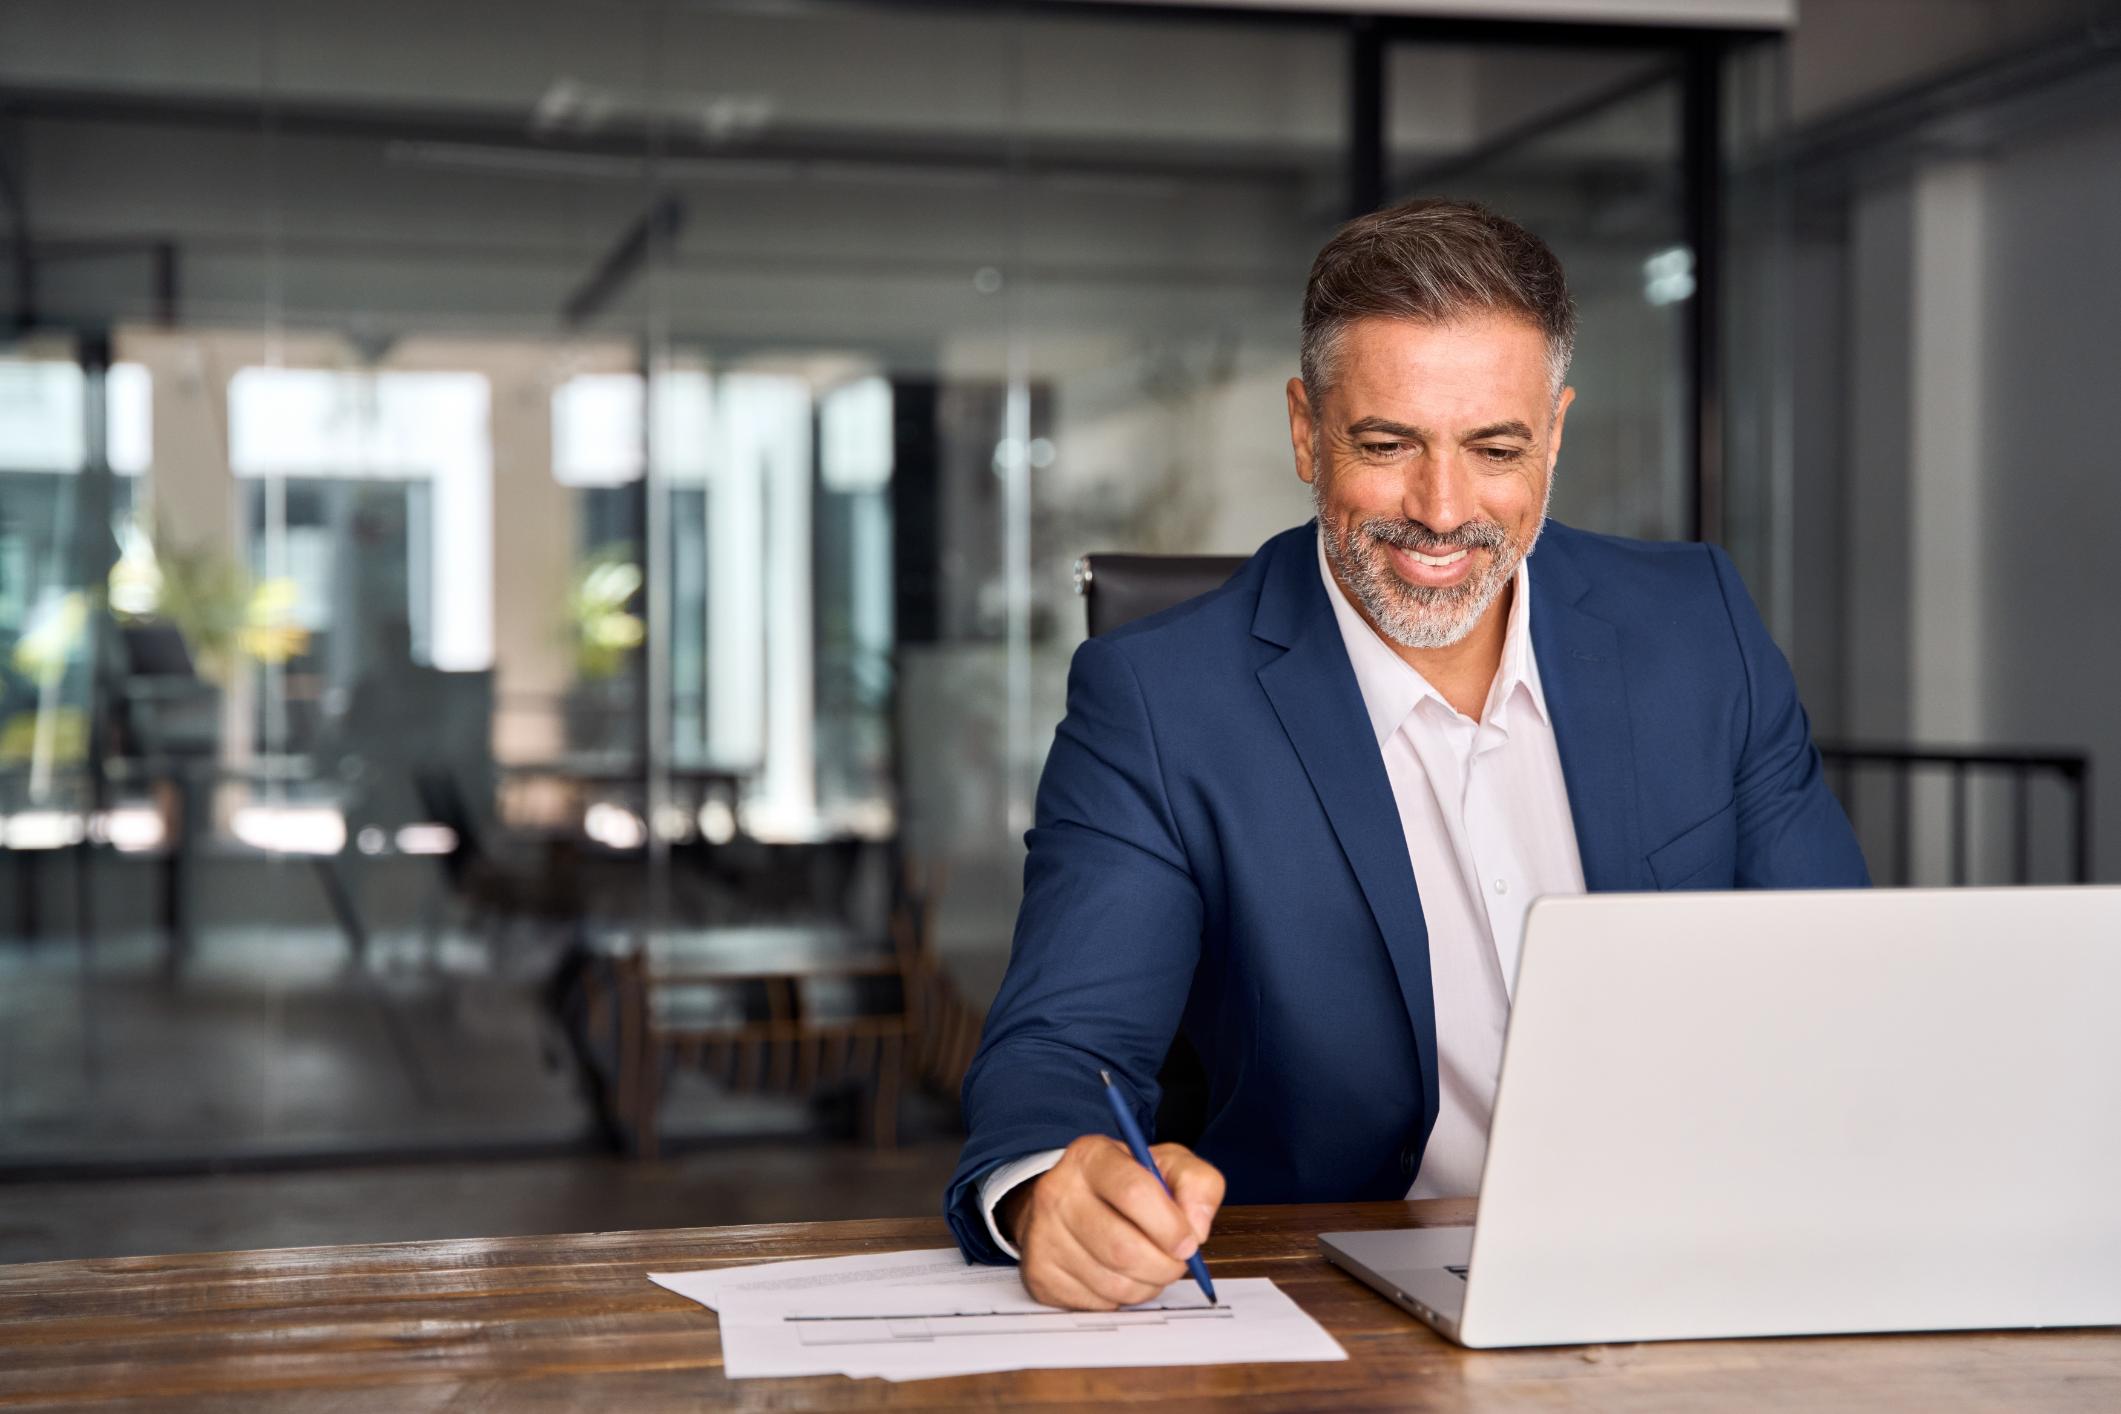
1478, 446, 1523, 462
1359, 441, 1407, 457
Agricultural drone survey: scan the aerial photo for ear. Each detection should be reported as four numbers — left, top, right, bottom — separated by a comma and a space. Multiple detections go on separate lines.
1287, 377, 1318, 486
1546, 385, 1576, 473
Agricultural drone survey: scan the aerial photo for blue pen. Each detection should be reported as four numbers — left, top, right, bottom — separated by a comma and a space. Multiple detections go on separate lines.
1099, 1069, 1217, 1305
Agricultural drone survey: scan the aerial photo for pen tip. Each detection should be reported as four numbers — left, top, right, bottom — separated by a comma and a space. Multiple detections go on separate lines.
1099, 1069, 1112, 1085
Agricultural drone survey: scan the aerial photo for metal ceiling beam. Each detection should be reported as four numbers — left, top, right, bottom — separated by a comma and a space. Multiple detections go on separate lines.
562, 195, 685, 329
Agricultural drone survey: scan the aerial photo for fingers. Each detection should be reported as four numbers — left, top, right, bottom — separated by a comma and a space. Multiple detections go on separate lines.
1017, 1135, 1221, 1311
1154, 1144, 1227, 1246
1084, 1141, 1200, 1262
1066, 1178, 1189, 1290
1018, 1196, 1161, 1311
1019, 1231, 1122, 1312
1040, 1214, 1168, 1310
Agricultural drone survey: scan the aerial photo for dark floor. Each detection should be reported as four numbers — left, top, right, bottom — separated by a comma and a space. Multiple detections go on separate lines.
0, 1141, 966, 1265
1, 923, 597, 1165
2, 920, 981, 1164
0, 916, 980, 1266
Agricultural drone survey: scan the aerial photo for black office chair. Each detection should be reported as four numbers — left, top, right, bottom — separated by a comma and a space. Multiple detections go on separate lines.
1073, 552, 1248, 1147
1073, 553, 1248, 639
116, 622, 220, 757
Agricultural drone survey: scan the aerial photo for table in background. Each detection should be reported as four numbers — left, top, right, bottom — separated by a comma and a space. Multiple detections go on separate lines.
571, 923, 913, 1155
5, 1199, 2117, 1411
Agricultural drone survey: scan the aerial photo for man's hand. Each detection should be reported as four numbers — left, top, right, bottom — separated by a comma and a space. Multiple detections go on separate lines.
997, 1135, 1226, 1310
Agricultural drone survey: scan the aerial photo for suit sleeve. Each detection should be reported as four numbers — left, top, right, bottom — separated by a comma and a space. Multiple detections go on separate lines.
943, 634, 1206, 1264
1707, 544, 1871, 889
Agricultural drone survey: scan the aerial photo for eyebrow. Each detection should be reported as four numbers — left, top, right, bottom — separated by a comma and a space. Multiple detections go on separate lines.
1344, 416, 1536, 443
1462, 420, 1536, 443
1345, 416, 1425, 440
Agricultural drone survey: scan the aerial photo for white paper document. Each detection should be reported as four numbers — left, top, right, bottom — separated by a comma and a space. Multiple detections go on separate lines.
648, 1249, 1347, 1383
649, 1246, 1004, 1312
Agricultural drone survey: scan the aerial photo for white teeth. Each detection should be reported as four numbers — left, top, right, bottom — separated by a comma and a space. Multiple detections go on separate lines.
1409, 548, 1468, 567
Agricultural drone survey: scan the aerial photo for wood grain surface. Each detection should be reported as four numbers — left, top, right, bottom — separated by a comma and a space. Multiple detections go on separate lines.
3, 1198, 2116, 1411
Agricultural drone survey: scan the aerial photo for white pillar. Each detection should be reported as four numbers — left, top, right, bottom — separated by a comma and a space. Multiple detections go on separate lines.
1905, 159, 1988, 747
115, 328, 250, 778
1842, 159, 1993, 883
487, 361, 575, 764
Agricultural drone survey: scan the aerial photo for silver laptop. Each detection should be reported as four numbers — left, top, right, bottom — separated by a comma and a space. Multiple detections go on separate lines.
1321, 886, 2121, 1348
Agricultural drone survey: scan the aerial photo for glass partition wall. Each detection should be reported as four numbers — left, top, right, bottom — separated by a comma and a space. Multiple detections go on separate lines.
0, 0, 1788, 1173
1388, 41, 1692, 542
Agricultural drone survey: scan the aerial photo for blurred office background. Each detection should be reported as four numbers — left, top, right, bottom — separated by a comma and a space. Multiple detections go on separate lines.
1, 0, 2114, 1262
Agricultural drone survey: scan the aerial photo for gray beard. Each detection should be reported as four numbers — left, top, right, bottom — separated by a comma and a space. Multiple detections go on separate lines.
1312, 479, 1545, 651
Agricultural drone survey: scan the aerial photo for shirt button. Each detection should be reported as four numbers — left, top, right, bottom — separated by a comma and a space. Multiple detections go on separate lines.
1493, 877, 1509, 895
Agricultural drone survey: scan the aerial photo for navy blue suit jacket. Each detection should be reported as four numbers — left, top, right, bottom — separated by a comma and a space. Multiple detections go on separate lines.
945, 521, 1868, 1264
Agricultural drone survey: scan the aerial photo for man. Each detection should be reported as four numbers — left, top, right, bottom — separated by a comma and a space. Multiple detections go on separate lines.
944, 198, 1868, 1311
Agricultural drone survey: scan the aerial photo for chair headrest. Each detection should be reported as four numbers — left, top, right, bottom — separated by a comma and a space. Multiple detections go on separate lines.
1075, 553, 1247, 637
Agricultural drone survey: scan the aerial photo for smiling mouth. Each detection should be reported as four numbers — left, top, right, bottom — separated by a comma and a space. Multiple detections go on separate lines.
1405, 548, 1467, 567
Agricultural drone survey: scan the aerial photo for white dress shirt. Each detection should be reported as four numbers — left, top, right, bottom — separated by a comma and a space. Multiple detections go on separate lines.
1316, 535, 1586, 1198
976, 535, 1587, 1255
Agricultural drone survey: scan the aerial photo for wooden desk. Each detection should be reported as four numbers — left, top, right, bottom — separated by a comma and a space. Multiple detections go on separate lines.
4, 1200, 2116, 1411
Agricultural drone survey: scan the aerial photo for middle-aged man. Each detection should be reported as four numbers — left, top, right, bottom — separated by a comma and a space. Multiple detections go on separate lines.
943, 197, 1869, 1311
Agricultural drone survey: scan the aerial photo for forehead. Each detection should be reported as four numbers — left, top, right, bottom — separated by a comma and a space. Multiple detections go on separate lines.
1329, 313, 1550, 422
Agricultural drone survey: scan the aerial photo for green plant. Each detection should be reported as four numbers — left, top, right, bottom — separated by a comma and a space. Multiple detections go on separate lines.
568, 543, 645, 680
109, 519, 310, 681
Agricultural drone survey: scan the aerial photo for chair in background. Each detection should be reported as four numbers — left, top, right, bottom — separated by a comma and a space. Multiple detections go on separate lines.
1074, 552, 1246, 1149
1073, 553, 1248, 638
411, 764, 585, 957
115, 624, 221, 757
324, 662, 579, 969
112, 621, 221, 970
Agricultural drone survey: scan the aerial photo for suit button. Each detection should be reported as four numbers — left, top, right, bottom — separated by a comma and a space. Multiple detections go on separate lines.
1398, 1141, 1418, 1177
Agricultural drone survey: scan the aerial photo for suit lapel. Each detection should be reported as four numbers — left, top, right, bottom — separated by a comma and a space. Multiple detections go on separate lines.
1252, 530, 1440, 1134
1528, 532, 1649, 892
1242, 521, 1651, 1142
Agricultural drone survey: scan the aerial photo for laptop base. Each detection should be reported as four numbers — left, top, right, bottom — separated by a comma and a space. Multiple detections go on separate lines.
1319, 1227, 1475, 1344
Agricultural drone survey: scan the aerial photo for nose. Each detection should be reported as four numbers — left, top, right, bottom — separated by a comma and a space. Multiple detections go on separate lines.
1400, 450, 1474, 537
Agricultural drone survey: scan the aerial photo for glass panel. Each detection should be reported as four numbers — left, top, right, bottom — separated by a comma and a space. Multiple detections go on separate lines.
1719, 38, 1796, 640
814, 375, 896, 835
950, 8, 1346, 967
2, 341, 98, 828
1386, 41, 1692, 542
0, 0, 1770, 1246
1, 0, 670, 1167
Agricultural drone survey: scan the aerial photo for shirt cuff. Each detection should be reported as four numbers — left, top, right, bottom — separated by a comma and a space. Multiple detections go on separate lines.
975, 1148, 1067, 1261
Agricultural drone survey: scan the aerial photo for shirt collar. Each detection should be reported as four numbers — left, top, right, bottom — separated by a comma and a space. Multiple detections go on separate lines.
1315, 528, 1549, 748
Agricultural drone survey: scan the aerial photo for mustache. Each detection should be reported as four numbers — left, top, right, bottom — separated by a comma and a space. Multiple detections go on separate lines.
1359, 517, 1508, 556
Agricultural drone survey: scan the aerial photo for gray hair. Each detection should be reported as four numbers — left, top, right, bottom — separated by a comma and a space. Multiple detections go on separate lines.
1300, 197, 1576, 403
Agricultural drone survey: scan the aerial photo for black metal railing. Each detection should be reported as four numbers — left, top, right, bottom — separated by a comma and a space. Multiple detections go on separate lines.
1817, 744, 2091, 887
